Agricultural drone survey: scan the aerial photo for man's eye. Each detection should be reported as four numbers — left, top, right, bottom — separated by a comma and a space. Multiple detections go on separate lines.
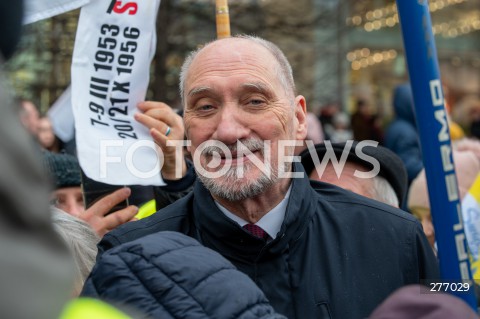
250, 99, 264, 105
49, 198, 59, 206
198, 105, 214, 111
246, 98, 267, 107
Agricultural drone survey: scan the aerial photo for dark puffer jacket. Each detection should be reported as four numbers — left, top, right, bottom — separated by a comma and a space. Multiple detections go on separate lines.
81, 231, 285, 319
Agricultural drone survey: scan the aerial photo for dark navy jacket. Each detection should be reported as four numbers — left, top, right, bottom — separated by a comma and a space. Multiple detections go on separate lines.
97, 163, 439, 319
83, 231, 285, 319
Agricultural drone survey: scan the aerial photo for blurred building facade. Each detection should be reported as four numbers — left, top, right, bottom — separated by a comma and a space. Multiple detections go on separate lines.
5, 0, 480, 128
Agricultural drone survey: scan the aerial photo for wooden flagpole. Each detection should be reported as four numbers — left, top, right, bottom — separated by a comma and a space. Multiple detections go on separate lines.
216, 0, 230, 39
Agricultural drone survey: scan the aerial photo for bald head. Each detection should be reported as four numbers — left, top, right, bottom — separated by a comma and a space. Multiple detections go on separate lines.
179, 35, 296, 107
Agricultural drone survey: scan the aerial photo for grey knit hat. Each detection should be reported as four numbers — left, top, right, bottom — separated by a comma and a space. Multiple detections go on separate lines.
43, 151, 81, 189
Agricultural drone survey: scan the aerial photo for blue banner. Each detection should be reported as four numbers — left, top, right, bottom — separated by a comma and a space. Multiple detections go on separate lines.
396, 0, 477, 308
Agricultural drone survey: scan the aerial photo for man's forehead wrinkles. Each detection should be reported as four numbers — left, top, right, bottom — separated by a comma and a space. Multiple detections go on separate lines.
192, 49, 275, 74
187, 79, 271, 96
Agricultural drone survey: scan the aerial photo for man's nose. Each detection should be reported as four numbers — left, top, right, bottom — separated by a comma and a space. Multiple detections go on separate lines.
212, 106, 249, 144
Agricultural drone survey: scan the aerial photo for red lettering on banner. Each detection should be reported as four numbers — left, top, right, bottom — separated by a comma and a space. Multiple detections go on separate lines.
113, 1, 138, 15
107, 0, 138, 15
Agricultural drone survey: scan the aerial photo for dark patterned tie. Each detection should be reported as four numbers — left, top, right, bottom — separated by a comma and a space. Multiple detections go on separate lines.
243, 224, 269, 240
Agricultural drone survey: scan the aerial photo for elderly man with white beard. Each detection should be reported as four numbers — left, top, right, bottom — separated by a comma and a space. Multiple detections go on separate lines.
86, 35, 439, 319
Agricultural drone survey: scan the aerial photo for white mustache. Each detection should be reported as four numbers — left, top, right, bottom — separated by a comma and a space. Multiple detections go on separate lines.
203, 139, 264, 158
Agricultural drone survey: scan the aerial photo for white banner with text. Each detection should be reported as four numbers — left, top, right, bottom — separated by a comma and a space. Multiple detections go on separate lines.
72, 0, 164, 185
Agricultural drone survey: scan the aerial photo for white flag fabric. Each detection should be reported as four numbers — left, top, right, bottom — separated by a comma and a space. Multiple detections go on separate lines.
23, 0, 91, 25
71, 0, 164, 186
462, 174, 480, 281
47, 85, 75, 142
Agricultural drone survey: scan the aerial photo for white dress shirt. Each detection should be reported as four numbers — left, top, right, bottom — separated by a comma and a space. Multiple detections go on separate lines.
215, 185, 292, 239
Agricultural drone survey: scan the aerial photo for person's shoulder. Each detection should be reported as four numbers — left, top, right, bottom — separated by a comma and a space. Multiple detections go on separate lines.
309, 180, 417, 224
104, 231, 201, 261
387, 119, 416, 135
99, 192, 194, 252
84, 231, 282, 319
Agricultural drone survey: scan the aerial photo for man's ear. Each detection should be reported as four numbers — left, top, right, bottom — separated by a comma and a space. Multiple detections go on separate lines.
294, 95, 308, 140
